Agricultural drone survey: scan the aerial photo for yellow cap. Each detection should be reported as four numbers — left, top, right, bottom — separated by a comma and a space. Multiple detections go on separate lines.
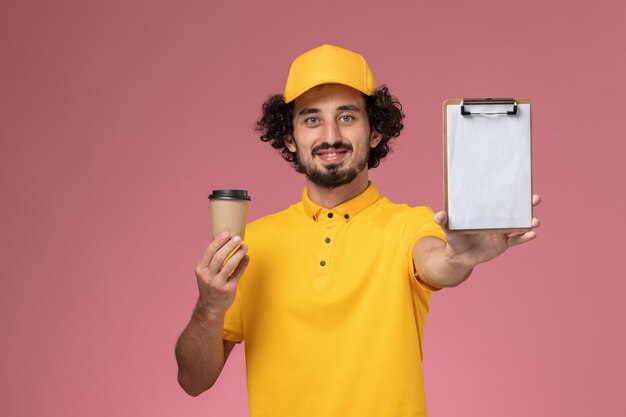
283, 44, 377, 103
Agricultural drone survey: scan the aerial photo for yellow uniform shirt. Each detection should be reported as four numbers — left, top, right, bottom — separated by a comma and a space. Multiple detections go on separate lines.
223, 183, 445, 417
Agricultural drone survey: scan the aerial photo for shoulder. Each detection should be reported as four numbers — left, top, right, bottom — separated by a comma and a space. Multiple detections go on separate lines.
368, 197, 443, 241
370, 197, 437, 225
245, 202, 308, 240
248, 202, 305, 227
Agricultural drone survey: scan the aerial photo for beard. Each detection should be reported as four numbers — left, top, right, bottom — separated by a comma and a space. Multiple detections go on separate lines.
294, 141, 370, 189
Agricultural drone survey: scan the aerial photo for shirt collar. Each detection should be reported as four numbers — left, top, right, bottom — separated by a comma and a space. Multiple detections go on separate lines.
302, 182, 381, 222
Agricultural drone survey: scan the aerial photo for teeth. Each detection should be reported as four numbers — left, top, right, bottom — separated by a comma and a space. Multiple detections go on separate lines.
326, 153, 337, 157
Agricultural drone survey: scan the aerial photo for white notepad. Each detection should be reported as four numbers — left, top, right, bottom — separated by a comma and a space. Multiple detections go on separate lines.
443, 99, 533, 232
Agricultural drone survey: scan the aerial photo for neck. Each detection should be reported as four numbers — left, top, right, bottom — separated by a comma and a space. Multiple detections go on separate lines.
305, 169, 370, 208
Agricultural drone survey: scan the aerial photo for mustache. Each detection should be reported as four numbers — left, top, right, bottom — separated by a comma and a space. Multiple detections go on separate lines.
311, 142, 353, 157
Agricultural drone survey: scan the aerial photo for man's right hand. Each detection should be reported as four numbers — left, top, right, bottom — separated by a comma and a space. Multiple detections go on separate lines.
194, 231, 249, 317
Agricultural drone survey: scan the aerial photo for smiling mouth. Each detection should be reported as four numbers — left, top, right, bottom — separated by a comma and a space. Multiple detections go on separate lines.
316, 149, 348, 163
312, 142, 353, 163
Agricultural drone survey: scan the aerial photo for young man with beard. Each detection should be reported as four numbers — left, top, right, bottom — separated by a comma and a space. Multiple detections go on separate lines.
175, 44, 540, 416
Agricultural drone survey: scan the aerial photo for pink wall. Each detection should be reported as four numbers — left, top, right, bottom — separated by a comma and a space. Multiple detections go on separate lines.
2, 0, 625, 416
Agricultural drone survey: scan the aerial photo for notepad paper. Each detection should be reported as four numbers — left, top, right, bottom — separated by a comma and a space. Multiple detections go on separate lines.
446, 103, 532, 231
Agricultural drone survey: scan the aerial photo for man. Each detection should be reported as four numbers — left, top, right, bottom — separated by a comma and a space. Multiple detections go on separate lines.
175, 44, 540, 416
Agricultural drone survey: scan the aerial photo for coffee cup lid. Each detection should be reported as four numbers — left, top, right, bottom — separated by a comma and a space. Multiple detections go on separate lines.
208, 189, 251, 200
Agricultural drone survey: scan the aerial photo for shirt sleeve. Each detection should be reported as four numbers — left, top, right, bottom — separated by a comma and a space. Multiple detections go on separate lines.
222, 286, 244, 343
401, 206, 447, 292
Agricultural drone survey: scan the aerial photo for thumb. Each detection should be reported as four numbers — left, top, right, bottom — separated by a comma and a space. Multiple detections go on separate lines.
434, 211, 448, 226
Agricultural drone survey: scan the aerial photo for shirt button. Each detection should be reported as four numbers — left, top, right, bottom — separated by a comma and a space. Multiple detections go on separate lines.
344, 214, 350, 219
320, 260, 326, 266
327, 212, 333, 218
325, 237, 331, 243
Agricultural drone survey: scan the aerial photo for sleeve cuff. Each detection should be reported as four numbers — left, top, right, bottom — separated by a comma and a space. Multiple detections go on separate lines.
406, 226, 447, 293
222, 329, 243, 343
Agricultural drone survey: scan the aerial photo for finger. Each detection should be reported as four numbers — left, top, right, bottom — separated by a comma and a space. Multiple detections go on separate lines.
532, 194, 541, 206
197, 231, 231, 268
532, 217, 540, 228
507, 230, 536, 247
225, 255, 250, 289
434, 211, 448, 227
208, 236, 244, 274
215, 243, 248, 282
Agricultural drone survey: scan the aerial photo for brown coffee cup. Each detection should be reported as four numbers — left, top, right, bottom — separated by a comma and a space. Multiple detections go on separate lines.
208, 190, 251, 239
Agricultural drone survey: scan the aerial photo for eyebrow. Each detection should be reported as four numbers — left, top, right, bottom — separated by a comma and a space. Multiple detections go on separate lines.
337, 104, 361, 112
297, 108, 320, 116
297, 104, 362, 116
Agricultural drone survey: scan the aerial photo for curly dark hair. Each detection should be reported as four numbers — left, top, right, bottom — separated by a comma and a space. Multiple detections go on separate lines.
254, 86, 405, 170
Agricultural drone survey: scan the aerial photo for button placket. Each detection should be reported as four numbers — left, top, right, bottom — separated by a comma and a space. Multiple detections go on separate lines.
315, 210, 341, 290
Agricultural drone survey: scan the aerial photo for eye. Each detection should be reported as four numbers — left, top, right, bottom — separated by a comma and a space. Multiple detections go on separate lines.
304, 116, 319, 126
339, 115, 354, 122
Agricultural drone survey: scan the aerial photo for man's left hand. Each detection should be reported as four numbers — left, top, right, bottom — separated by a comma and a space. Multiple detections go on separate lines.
434, 194, 542, 271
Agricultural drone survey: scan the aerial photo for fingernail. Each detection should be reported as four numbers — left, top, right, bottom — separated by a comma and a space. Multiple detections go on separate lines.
233, 235, 242, 244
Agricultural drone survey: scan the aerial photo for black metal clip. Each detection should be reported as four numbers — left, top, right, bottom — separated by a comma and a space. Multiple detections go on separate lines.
461, 98, 518, 116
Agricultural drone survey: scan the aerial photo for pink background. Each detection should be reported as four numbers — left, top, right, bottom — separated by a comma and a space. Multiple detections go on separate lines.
2, 0, 625, 416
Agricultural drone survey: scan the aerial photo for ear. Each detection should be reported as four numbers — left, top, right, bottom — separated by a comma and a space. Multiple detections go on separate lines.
284, 135, 297, 153
370, 131, 382, 148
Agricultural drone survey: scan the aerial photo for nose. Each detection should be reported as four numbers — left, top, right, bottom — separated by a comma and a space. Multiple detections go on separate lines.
322, 120, 341, 144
